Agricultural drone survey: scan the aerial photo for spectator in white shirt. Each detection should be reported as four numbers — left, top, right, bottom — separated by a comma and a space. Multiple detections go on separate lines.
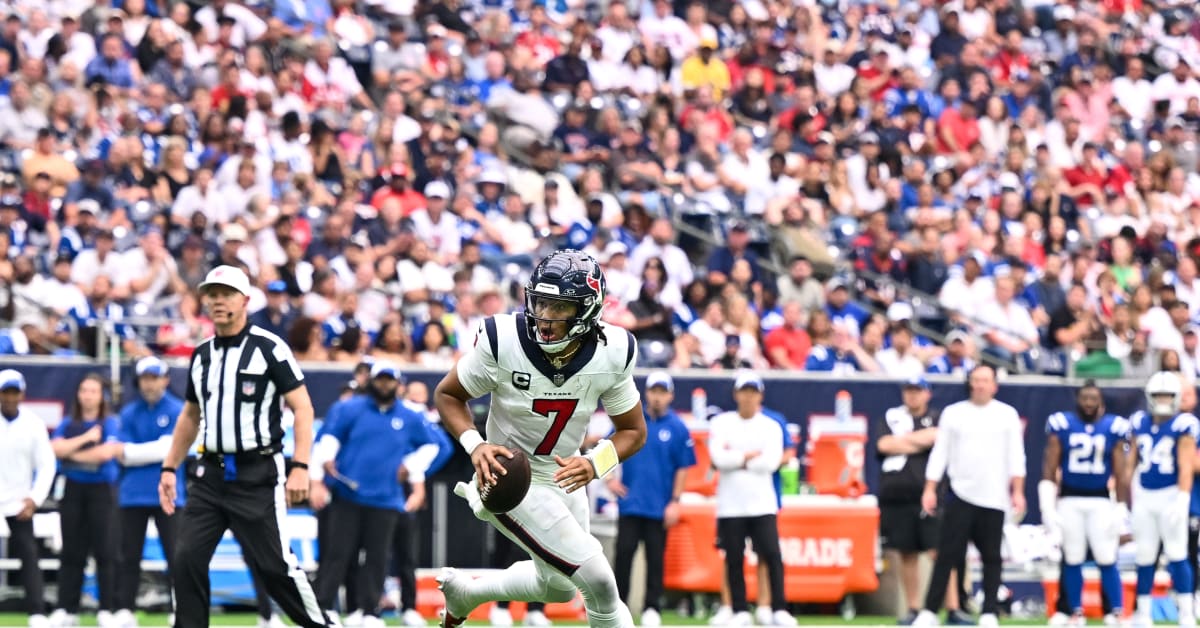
876, 326, 928, 378
0, 370, 55, 626
638, 0, 695, 61
915, 365, 1025, 627
629, 218, 694, 297
1151, 55, 1200, 116
976, 276, 1039, 369
707, 373, 792, 627
938, 255, 994, 326
409, 181, 461, 265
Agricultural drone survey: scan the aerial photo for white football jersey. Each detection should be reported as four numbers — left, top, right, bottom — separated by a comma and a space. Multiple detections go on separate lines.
457, 313, 640, 483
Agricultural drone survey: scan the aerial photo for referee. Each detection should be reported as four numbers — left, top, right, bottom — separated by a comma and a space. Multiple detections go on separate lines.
158, 266, 333, 628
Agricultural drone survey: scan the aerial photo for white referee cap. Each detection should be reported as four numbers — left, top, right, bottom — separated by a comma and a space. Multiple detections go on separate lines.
199, 265, 252, 296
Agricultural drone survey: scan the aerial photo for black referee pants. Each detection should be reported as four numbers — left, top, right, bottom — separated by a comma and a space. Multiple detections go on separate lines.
315, 499, 398, 616
924, 495, 1005, 615
58, 480, 119, 614
4, 515, 45, 615
117, 506, 179, 612
718, 515, 786, 613
614, 515, 668, 611
174, 453, 331, 628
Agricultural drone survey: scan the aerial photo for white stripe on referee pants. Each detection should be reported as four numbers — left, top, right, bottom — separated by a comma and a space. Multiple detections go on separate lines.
273, 453, 326, 625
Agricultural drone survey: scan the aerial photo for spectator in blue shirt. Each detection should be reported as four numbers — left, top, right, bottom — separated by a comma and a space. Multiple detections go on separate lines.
50, 374, 123, 626
926, 330, 978, 375
707, 222, 762, 288
112, 357, 185, 625
608, 372, 696, 627
824, 279, 870, 337
85, 33, 136, 90
310, 363, 433, 625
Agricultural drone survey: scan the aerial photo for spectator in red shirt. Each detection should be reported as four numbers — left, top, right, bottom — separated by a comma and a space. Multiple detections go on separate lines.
1062, 142, 1109, 208
764, 301, 812, 369
857, 42, 898, 102
988, 30, 1031, 88
370, 163, 426, 215
936, 99, 981, 155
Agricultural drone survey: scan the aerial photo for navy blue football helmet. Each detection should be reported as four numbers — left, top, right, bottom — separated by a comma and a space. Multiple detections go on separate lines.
524, 249, 606, 351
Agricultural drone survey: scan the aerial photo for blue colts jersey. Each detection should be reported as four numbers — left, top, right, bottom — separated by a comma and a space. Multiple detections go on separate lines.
1130, 411, 1200, 490
1047, 412, 1131, 495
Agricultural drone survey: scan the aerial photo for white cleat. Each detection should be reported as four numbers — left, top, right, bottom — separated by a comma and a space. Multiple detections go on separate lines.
640, 608, 661, 627
754, 606, 773, 626
361, 615, 387, 628
728, 611, 753, 626
344, 610, 364, 627
29, 615, 50, 628
489, 606, 514, 626
771, 611, 797, 627
98, 610, 116, 628
1068, 612, 1087, 628
911, 610, 940, 627
436, 568, 475, 628
977, 614, 998, 627
1103, 612, 1125, 627
1049, 612, 1070, 626
710, 606, 734, 626
50, 610, 80, 627
115, 609, 138, 628
403, 609, 428, 627
524, 610, 552, 626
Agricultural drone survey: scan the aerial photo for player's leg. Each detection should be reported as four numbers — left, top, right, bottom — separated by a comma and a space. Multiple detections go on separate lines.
1158, 493, 1195, 623
1191, 515, 1200, 615
1083, 499, 1124, 618
1058, 498, 1089, 617
1132, 490, 1164, 625
314, 499, 364, 612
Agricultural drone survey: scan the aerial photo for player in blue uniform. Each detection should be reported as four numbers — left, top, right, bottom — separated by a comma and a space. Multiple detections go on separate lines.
1039, 381, 1131, 626
1129, 372, 1199, 628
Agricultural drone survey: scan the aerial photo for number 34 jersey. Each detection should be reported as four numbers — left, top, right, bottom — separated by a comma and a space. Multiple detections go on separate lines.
1047, 411, 1131, 495
1129, 410, 1200, 490
457, 313, 641, 484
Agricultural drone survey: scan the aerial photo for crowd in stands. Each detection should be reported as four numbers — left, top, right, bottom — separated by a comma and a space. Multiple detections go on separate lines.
0, 0, 1199, 379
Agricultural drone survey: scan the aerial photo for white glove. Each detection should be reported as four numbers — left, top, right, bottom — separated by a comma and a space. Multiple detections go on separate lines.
1038, 480, 1061, 535
454, 481, 488, 521
1168, 489, 1192, 530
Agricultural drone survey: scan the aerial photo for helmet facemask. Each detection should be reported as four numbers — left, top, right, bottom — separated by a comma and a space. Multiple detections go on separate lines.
524, 292, 600, 353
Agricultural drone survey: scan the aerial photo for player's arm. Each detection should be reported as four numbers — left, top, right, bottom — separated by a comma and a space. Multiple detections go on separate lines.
1177, 433, 1196, 493
435, 364, 512, 485
1112, 420, 1132, 505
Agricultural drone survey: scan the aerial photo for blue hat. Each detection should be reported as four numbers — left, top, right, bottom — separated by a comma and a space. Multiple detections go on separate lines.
266, 280, 288, 293
646, 372, 674, 392
734, 371, 765, 392
0, 369, 24, 392
370, 361, 402, 380
135, 357, 169, 377
903, 376, 931, 390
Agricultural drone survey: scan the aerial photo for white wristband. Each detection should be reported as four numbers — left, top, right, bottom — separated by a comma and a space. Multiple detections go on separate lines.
459, 430, 485, 455
586, 439, 620, 479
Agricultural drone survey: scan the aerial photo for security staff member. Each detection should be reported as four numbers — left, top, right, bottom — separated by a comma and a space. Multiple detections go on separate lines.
0, 369, 55, 628
608, 372, 695, 627
311, 362, 433, 626
876, 377, 963, 625
158, 265, 332, 628
113, 357, 185, 626
915, 365, 1027, 628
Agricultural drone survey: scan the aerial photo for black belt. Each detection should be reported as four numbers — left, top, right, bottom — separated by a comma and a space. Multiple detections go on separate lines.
200, 444, 282, 466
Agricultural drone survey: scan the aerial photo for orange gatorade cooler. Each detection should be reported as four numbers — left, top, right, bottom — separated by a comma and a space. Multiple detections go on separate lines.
805, 391, 868, 498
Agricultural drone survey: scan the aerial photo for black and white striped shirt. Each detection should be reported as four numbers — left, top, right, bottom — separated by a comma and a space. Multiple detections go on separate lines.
186, 324, 305, 454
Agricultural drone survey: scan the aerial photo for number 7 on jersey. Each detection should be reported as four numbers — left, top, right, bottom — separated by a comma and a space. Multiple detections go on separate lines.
533, 398, 580, 455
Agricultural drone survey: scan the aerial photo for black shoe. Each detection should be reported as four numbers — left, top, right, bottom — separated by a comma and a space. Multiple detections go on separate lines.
946, 610, 974, 625
898, 609, 919, 625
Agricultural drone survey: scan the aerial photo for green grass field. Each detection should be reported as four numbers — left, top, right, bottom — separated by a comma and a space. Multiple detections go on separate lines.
0, 611, 1159, 626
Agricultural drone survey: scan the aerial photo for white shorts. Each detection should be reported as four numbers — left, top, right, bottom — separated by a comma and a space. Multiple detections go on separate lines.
458, 479, 604, 585
1132, 485, 1189, 564
1058, 496, 1120, 565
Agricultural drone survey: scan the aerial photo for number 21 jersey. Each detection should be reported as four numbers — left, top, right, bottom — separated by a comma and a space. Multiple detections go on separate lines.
1130, 410, 1200, 490
1046, 411, 1130, 496
457, 313, 641, 484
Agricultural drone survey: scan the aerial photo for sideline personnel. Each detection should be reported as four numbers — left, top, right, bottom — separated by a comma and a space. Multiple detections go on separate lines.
0, 369, 55, 628
114, 356, 185, 627
914, 364, 1026, 628
158, 265, 333, 628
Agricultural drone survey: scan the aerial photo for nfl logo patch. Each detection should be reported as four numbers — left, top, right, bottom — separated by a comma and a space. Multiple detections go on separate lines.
242, 381, 256, 396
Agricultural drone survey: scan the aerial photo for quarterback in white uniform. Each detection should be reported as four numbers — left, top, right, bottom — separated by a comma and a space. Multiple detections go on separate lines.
434, 249, 647, 628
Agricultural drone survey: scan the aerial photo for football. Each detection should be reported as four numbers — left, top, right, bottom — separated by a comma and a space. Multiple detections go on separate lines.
479, 449, 531, 514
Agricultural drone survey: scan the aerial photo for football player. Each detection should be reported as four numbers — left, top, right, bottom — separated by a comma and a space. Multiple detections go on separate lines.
1040, 381, 1131, 626
434, 249, 647, 628
1129, 371, 1198, 628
